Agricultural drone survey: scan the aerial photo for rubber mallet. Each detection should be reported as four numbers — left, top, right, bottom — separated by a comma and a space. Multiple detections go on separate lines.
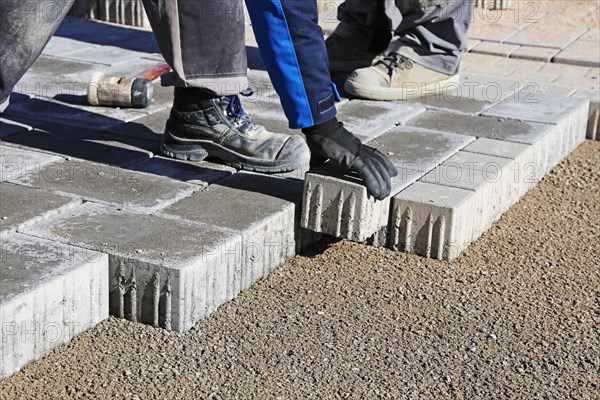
87, 63, 171, 108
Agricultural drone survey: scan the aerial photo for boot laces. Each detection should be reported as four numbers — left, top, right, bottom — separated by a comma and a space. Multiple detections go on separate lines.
222, 88, 258, 133
375, 53, 413, 76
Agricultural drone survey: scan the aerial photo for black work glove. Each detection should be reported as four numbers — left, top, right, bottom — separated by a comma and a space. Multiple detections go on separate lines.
303, 117, 398, 200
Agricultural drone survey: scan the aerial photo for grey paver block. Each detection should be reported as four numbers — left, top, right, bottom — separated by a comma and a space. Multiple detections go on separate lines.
22, 203, 244, 332
470, 41, 520, 57
483, 93, 588, 124
553, 40, 600, 68
161, 173, 300, 290
128, 156, 236, 186
41, 36, 98, 57
406, 110, 552, 144
0, 182, 80, 236
302, 165, 391, 242
505, 24, 588, 49
571, 89, 600, 140
389, 182, 477, 260
510, 46, 560, 62
463, 137, 531, 159
335, 101, 426, 141
3, 124, 155, 167
4, 97, 146, 131
1, 144, 63, 182
301, 128, 473, 241
0, 233, 108, 379
107, 108, 170, 143
13, 159, 196, 213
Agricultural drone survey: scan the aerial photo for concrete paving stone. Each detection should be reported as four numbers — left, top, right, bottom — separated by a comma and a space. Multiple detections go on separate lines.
580, 26, 600, 42
406, 110, 552, 144
0, 116, 45, 139
482, 92, 589, 124
554, 40, 600, 68
505, 23, 588, 49
106, 108, 170, 143
570, 89, 600, 140
469, 10, 524, 42
2, 124, 156, 167
0, 233, 108, 379
21, 203, 244, 332
114, 35, 161, 54
4, 96, 146, 131
128, 156, 236, 187
530, 83, 577, 97
421, 151, 521, 218
510, 46, 561, 62
161, 173, 301, 293
459, 74, 527, 103
335, 100, 426, 141
55, 18, 150, 46
470, 41, 520, 57
15, 56, 100, 99
466, 39, 482, 52
540, 63, 598, 91
389, 182, 477, 260
302, 164, 392, 243
0, 182, 80, 236
301, 128, 473, 241
463, 137, 531, 160
1, 144, 63, 182
12, 159, 196, 213
41, 36, 99, 57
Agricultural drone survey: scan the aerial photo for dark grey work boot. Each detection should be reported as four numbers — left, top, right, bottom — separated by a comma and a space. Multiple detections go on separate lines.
161, 88, 310, 173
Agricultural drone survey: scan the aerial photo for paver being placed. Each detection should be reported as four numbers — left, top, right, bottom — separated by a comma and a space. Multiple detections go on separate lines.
22, 203, 244, 333
1, 144, 63, 182
0, 182, 80, 236
160, 173, 300, 293
301, 128, 473, 242
10, 159, 196, 213
0, 233, 108, 379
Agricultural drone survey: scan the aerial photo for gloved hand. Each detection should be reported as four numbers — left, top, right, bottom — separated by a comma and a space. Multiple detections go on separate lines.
303, 117, 398, 200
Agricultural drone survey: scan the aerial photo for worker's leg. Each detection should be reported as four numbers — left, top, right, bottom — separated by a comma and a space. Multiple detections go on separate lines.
141, 0, 309, 173
344, 0, 473, 100
0, 0, 74, 112
389, 0, 472, 75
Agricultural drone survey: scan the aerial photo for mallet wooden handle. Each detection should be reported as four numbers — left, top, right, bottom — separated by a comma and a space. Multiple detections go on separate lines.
136, 63, 172, 81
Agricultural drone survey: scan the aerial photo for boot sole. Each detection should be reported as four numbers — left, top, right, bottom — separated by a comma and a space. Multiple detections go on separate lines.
345, 74, 460, 101
161, 130, 308, 174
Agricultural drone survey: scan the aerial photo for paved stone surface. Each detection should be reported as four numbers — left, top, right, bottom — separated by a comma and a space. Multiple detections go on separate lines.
471, 41, 520, 57
509, 46, 560, 62
128, 156, 236, 187
483, 93, 588, 124
2, 124, 156, 167
0, 182, 80, 236
59, 45, 148, 67
22, 203, 243, 333
505, 24, 588, 50
335, 101, 426, 141
301, 128, 473, 242
0, 233, 108, 380
379, 93, 588, 260
554, 40, 600, 68
0, 117, 45, 139
1, 144, 63, 182
406, 110, 552, 144
106, 109, 170, 143
161, 173, 300, 295
12, 159, 196, 213
41, 36, 99, 57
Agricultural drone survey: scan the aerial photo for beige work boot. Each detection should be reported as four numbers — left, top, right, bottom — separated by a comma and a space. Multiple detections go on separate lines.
345, 52, 459, 101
